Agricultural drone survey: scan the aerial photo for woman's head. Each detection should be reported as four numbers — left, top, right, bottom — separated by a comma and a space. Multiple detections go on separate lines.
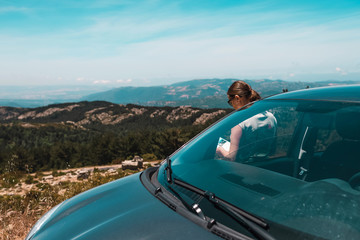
227, 80, 261, 109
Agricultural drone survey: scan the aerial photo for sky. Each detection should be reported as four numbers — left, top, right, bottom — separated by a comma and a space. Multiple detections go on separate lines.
0, 0, 360, 87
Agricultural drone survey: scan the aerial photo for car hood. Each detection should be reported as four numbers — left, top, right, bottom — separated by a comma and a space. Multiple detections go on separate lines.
30, 172, 218, 240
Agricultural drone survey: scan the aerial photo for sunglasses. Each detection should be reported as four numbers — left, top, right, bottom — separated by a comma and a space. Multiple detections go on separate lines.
227, 95, 242, 106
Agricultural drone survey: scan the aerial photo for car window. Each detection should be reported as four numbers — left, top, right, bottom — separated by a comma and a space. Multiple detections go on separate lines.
159, 100, 360, 239
160, 99, 360, 240
214, 104, 301, 177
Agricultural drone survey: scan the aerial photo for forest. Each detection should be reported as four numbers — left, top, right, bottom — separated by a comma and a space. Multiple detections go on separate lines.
0, 101, 233, 174
0, 123, 211, 173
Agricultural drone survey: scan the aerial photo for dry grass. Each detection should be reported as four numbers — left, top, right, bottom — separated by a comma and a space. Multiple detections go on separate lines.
0, 207, 50, 240
0, 168, 139, 240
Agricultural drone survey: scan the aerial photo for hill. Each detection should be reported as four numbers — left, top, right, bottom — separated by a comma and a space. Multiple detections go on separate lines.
2, 79, 360, 108
82, 79, 360, 108
0, 101, 232, 173
0, 101, 231, 130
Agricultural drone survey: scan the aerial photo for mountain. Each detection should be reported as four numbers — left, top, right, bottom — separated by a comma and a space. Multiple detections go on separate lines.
0, 101, 232, 172
1, 79, 360, 108
82, 79, 360, 108
0, 101, 232, 131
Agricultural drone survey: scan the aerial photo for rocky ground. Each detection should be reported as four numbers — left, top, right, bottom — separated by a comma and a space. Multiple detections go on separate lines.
0, 161, 160, 197
0, 160, 161, 240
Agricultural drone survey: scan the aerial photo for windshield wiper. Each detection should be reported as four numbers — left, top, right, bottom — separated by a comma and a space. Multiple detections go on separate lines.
165, 158, 267, 228
164, 159, 274, 239
165, 157, 172, 183
173, 178, 276, 240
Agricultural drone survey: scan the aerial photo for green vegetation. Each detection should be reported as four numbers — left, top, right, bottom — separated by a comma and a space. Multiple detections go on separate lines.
0, 168, 139, 240
0, 102, 231, 174
0, 122, 211, 174
1, 169, 137, 212
0, 102, 229, 238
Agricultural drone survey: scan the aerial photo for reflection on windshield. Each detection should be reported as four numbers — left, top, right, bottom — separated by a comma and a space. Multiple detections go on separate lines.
164, 99, 360, 239
216, 110, 277, 162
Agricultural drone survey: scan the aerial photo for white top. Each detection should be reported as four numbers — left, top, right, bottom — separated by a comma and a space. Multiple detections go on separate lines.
237, 111, 277, 160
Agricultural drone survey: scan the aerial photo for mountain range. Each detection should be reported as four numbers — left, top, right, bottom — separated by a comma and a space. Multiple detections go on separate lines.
0, 78, 359, 173
1, 79, 360, 108
82, 79, 360, 108
0, 101, 232, 131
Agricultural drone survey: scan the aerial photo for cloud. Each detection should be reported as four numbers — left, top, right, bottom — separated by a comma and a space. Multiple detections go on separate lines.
335, 67, 348, 75
289, 73, 295, 77
116, 79, 132, 83
93, 80, 111, 84
1, 1, 360, 85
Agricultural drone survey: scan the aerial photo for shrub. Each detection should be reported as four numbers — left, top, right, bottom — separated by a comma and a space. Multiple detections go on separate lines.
34, 172, 44, 179
24, 175, 35, 184
141, 153, 157, 161
111, 158, 123, 164
0, 167, 140, 239
0, 172, 22, 188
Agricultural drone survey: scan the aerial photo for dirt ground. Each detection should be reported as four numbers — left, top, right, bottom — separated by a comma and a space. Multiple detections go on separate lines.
0, 161, 161, 196
0, 160, 162, 240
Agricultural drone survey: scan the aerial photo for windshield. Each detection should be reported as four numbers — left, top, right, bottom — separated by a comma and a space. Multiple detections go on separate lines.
158, 99, 360, 240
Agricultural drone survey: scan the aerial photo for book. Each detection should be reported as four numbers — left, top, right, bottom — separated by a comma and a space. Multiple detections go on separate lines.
217, 137, 230, 152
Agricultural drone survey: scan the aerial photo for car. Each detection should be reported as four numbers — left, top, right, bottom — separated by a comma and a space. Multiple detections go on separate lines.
26, 85, 360, 240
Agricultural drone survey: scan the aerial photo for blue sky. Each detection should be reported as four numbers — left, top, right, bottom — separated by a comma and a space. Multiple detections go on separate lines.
0, 0, 359, 86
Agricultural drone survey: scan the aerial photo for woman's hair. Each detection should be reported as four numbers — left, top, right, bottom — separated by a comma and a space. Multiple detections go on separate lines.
227, 80, 261, 102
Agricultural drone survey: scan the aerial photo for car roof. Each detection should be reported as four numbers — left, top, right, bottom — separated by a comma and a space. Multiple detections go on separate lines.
267, 84, 360, 102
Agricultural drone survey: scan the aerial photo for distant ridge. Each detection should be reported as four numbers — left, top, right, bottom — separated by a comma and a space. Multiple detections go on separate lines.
81, 79, 360, 108
1, 79, 360, 108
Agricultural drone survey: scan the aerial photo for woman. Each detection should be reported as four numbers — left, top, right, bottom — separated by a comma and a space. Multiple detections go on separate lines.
226, 80, 261, 110
217, 81, 277, 161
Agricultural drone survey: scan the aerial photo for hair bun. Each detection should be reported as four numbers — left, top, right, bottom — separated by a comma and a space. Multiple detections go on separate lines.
250, 89, 261, 102
227, 80, 261, 101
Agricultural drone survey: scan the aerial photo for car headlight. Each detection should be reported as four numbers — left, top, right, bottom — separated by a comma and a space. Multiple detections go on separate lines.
25, 203, 62, 240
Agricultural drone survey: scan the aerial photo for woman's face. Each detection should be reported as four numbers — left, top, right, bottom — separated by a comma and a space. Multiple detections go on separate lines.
228, 95, 247, 110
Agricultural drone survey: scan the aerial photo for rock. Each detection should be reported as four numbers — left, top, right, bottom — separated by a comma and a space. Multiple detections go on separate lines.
121, 160, 138, 170
58, 189, 67, 195
133, 156, 143, 168
166, 106, 200, 123
122, 156, 144, 170
43, 175, 54, 181
77, 169, 90, 180
6, 211, 17, 217
193, 110, 226, 125
60, 176, 68, 181
107, 169, 117, 175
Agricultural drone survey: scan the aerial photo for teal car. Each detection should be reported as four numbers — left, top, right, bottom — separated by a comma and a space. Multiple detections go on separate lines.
27, 85, 360, 240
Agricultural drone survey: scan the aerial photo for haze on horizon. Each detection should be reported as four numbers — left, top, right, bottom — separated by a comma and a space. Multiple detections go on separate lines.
0, 0, 359, 87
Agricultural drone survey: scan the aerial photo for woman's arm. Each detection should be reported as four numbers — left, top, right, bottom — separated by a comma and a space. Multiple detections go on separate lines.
216, 125, 243, 161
